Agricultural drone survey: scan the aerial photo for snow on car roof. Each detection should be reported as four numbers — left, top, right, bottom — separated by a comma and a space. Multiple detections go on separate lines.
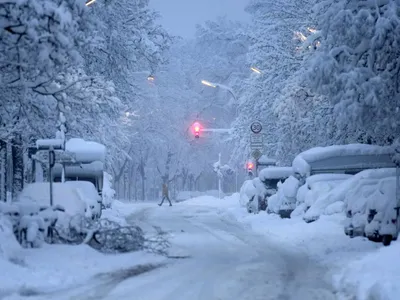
259, 167, 293, 180
292, 144, 395, 176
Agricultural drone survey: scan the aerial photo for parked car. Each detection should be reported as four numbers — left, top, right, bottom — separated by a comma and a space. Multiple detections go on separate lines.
64, 181, 103, 219
247, 167, 292, 214
344, 178, 380, 238
364, 177, 397, 245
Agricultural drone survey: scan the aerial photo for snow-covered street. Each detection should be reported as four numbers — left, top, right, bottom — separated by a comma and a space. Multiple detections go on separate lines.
3, 197, 337, 300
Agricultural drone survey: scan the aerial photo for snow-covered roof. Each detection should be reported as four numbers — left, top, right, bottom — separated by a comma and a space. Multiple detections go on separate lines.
259, 167, 293, 181
292, 144, 395, 176
258, 155, 277, 165
65, 138, 106, 163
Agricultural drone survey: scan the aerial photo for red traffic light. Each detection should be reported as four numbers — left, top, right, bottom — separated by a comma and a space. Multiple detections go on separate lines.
193, 122, 201, 138
247, 162, 254, 170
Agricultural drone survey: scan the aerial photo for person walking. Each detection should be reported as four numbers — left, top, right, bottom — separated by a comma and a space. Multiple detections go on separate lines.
158, 183, 172, 206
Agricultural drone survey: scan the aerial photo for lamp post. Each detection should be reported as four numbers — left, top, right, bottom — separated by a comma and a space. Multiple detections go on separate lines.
201, 80, 238, 103
85, 0, 96, 6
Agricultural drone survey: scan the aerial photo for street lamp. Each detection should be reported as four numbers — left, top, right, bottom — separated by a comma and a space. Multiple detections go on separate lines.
201, 79, 237, 102
250, 67, 262, 74
85, 0, 96, 6
201, 80, 217, 88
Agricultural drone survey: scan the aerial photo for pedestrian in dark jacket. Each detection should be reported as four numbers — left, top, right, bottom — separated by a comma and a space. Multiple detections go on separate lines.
158, 183, 172, 206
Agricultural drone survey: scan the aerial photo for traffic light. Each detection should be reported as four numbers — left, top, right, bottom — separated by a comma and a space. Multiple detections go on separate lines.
193, 122, 201, 139
247, 161, 254, 178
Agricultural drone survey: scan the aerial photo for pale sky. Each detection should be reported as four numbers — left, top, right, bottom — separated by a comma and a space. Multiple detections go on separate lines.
149, 0, 250, 38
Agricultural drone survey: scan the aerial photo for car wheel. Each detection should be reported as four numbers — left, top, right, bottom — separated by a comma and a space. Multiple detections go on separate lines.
382, 234, 393, 246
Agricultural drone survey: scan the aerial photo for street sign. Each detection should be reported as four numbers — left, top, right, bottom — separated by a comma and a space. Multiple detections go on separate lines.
250, 134, 263, 150
252, 149, 262, 160
250, 121, 262, 134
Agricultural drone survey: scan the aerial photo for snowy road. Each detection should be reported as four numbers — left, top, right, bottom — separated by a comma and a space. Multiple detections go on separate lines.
118, 205, 336, 300
10, 203, 337, 300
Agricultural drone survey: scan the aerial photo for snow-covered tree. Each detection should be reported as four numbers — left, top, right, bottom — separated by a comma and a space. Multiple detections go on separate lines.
232, 0, 318, 165
306, 0, 400, 145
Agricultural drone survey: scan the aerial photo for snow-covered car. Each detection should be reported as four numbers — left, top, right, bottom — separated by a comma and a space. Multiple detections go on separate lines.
364, 177, 398, 245
17, 182, 87, 217
274, 175, 301, 218
64, 181, 103, 219
246, 167, 292, 214
294, 174, 352, 222
344, 178, 381, 238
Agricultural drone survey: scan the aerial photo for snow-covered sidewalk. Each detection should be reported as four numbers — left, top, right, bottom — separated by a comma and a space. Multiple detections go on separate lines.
186, 194, 399, 300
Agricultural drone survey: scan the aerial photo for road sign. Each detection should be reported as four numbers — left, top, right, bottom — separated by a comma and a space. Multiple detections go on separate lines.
252, 149, 262, 160
250, 134, 263, 150
250, 121, 262, 134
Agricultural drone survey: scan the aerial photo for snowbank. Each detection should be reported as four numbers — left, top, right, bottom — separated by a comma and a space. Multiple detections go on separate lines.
334, 241, 400, 300
293, 144, 394, 176
0, 244, 166, 296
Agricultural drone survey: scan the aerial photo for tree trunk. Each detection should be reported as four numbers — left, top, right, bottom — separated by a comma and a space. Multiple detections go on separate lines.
0, 140, 6, 202
12, 135, 24, 196
139, 158, 146, 201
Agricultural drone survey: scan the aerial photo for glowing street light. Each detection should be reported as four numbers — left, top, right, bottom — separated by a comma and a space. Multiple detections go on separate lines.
201, 80, 217, 88
147, 75, 155, 81
250, 67, 262, 74
85, 0, 96, 6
